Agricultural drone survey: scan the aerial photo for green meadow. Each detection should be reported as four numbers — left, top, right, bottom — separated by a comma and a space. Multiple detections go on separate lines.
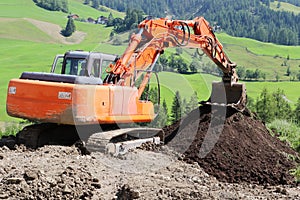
270, 1, 300, 14
0, 0, 300, 122
153, 72, 300, 113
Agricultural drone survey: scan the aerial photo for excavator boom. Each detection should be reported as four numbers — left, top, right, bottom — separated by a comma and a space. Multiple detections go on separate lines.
105, 16, 246, 110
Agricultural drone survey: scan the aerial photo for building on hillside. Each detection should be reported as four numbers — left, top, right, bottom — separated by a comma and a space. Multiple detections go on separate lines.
68, 14, 79, 19
87, 17, 96, 24
97, 16, 108, 24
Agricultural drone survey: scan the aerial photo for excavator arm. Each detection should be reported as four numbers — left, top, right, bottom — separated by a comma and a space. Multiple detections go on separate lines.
104, 16, 246, 110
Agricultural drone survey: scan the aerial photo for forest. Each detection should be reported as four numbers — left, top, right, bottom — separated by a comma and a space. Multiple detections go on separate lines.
86, 0, 300, 46
33, 0, 68, 13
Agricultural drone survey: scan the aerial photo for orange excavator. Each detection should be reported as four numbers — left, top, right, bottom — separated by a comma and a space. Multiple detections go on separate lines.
6, 16, 246, 155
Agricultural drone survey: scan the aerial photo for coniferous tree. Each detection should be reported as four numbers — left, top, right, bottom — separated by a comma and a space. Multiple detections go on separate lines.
34, 0, 68, 12
294, 97, 300, 125
182, 98, 188, 115
171, 91, 182, 123
62, 18, 76, 37
158, 54, 169, 71
189, 59, 199, 73
237, 66, 246, 80
272, 89, 292, 120
189, 91, 199, 112
255, 88, 275, 123
150, 98, 168, 127
106, 12, 114, 27
286, 66, 291, 76
61, 0, 68, 12
95, 0, 300, 45
92, 0, 99, 9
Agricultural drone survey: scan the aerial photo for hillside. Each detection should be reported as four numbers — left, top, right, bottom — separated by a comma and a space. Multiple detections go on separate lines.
0, 0, 125, 121
0, 0, 300, 122
98, 0, 300, 45
270, 0, 300, 14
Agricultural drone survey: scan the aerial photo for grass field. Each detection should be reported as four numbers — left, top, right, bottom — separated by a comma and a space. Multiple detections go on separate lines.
270, 1, 300, 14
153, 72, 300, 113
0, 0, 300, 122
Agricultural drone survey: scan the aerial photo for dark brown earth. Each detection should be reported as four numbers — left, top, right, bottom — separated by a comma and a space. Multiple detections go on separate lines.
164, 105, 300, 186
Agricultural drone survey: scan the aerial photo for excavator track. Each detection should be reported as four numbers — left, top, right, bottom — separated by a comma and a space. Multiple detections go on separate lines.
16, 123, 80, 149
15, 123, 164, 156
86, 128, 164, 156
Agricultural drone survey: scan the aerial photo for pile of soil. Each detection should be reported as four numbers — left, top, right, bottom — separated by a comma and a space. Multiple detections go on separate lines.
164, 105, 300, 186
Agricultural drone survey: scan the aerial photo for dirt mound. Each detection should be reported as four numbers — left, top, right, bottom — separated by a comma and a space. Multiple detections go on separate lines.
164, 105, 299, 186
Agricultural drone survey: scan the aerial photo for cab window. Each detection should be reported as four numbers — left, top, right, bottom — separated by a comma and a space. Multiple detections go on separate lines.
101, 60, 113, 80
53, 57, 64, 74
91, 59, 101, 77
64, 58, 86, 75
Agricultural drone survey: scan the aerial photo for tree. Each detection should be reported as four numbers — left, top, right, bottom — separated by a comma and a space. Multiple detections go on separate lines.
173, 56, 188, 73
245, 69, 254, 80
246, 96, 255, 112
112, 9, 144, 33
255, 88, 275, 123
158, 54, 169, 71
189, 60, 199, 73
171, 91, 182, 123
182, 98, 188, 115
261, 72, 266, 81
255, 26, 268, 42
237, 66, 246, 80
286, 66, 291, 76
185, 91, 198, 114
106, 12, 114, 27
277, 1, 281, 8
294, 97, 300, 124
148, 87, 158, 105
297, 72, 300, 81
61, 0, 68, 12
253, 69, 261, 80
34, 0, 68, 12
150, 99, 168, 127
272, 89, 292, 120
275, 71, 280, 81
92, 0, 99, 9
175, 48, 183, 55
61, 18, 76, 37
96, 0, 300, 45
168, 54, 177, 71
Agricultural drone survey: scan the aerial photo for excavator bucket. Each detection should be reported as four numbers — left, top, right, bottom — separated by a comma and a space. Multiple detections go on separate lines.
207, 82, 246, 111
